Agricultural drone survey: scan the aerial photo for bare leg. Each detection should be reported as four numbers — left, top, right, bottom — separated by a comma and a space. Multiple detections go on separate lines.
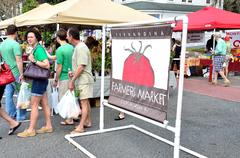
219, 70, 230, 82
28, 96, 41, 132
40, 92, 52, 129
225, 66, 229, 78
85, 100, 91, 127
213, 71, 218, 84
0, 108, 19, 128
75, 99, 89, 131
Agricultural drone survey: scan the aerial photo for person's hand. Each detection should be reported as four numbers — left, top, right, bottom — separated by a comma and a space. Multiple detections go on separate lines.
28, 54, 35, 63
53, 79, 58, 87
68, 80, 75, 91
68, 71, 74, 78
19, 74, 24, 83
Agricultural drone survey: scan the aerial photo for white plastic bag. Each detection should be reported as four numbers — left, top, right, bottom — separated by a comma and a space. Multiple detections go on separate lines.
17, 82, 31, 109
51, 87, 59, 113
56, 90, 80, 119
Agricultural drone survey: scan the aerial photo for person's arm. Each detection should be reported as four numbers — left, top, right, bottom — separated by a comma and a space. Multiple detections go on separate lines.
28, 53, 50, 69
35, 59, 50, 69
53, 64, 62, 86
13, 43, 24, 80
16, 55, 23, 79
172, 44, 176, 52
46, 50, 56, 60
68, 64, 85, 91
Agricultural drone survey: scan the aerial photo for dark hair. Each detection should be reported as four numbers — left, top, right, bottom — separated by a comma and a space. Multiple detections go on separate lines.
7, 25, 18, 35
25, 27, 42, 42
56, 28, 67, 41
85, 36, 99, 50
68, 27, 79, 40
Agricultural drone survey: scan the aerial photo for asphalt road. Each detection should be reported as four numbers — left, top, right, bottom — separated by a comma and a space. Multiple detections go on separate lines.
0, 90, 240, 158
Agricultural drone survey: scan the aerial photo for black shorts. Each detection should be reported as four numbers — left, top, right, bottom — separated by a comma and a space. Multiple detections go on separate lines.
0, 85, 6, 107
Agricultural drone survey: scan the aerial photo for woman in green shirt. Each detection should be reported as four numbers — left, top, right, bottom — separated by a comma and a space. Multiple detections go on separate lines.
17, 28, 53, 138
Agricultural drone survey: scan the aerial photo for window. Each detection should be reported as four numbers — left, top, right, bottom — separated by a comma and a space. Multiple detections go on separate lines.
188, 0, 192, 2
182, 0, 186, 2
206, 0, 210, 3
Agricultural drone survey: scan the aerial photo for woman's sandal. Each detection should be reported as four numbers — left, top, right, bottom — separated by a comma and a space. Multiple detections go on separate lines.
60, 120, 74, 126
75, 124, 92, 129
70, 129, 85, 134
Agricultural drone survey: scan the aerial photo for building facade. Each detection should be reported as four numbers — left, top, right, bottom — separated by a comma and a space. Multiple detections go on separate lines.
113, 0, 223, 19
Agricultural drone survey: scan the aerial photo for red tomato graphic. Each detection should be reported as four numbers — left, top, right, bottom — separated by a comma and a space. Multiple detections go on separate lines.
122, 41, 155, 87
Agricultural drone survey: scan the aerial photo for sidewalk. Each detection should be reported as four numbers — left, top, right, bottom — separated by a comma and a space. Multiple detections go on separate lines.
183, 76, 240, 102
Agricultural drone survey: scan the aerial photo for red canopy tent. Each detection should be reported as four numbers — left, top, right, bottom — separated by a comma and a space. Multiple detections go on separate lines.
174, 6, 240, 31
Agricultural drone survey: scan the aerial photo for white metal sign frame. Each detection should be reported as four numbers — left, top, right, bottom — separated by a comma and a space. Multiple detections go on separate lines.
65, 16, 208, 158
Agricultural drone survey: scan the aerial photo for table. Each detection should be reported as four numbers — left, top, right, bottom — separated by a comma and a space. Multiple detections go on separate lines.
228, 59, 240, 72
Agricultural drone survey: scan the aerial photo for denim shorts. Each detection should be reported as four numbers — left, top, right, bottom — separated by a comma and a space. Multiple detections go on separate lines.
31, 79, 48, 96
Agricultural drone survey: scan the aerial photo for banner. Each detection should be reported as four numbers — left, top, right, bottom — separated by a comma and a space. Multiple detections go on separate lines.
109, 25, 172, 122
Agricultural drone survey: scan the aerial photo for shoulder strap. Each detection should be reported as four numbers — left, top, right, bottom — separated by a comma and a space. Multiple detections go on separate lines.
0, 54, 3, 63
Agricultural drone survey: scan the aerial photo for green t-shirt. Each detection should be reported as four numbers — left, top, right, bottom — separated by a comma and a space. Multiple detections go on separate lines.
33, 44, 48, 61
56, 43, 74, 81
0, 38, 22, 76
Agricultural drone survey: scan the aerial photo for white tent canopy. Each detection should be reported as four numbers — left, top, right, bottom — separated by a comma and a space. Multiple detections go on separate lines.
0, 3, 52, 29
0, 0, 156, 29
56, 0, 156, 25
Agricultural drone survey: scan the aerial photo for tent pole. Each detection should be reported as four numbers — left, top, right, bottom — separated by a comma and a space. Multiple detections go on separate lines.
100, 25, 106, 131
173, 15, 188, 158
56, 23, 59, 31
54, 23, 60, 79
213, 29, 216, 51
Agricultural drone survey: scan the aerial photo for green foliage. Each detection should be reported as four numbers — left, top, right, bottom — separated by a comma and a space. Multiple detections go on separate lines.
224, 0, 240, 13
186, 47, 206, 53
91, 39, 112, 76
42, 31, 52, 45
22, 0, 39, 13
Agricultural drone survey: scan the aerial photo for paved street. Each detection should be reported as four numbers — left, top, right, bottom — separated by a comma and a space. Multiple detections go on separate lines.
0, 76, 240, 158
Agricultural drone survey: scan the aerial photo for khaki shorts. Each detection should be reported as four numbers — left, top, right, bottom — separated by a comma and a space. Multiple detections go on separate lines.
77, 84, 93, 100
58, 80, 69, 100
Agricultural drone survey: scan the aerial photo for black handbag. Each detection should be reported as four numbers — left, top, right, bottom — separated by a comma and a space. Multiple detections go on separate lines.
23, 62, 50, 80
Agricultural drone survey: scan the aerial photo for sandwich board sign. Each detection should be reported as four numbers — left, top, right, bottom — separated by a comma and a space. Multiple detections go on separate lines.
109, 25, 172, 122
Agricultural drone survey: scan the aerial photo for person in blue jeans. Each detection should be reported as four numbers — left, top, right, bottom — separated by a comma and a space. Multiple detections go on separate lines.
0, 25, 27, 121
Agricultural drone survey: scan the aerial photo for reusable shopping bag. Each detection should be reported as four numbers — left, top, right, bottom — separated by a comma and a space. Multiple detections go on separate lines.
17, 82, 31, 109
56, 90, 80, 119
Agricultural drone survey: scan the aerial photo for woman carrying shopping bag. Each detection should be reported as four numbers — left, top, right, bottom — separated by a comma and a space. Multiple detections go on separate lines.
17, 28, 53, 138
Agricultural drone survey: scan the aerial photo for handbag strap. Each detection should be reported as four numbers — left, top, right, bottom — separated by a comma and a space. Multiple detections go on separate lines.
0, 54, 3, 63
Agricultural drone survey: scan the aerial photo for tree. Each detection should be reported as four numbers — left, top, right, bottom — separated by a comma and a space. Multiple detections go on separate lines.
0, 0, 22, 19
22, 0, 39, 13
223, 0, 240, 13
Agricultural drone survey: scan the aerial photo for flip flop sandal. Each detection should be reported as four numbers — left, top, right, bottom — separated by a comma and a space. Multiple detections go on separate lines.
70, 129, 85, 134
60, 120, 74, 126
8, 122, 22, 135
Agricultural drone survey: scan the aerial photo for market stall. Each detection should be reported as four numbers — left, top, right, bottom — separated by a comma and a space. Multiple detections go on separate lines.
173, 6, 240, 81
